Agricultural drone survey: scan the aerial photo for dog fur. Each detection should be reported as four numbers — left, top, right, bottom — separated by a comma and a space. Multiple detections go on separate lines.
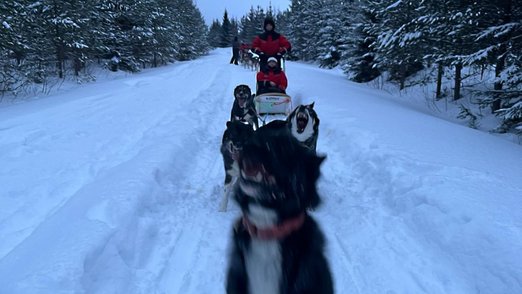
241, 50, 260, 71
231, 85, 259, 130
226, 120, 333, 294
220, 120, 254, 211
287, 103, 320, 152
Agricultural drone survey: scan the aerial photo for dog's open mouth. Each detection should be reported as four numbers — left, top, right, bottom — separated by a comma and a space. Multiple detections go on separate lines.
236, 96, 247, 108
296, 112, 309, 133
240, 156, 277, 186
236, 91, 251, 108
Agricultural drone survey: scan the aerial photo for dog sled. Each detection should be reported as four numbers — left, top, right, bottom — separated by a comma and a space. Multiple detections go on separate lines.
254, 92, 292, 125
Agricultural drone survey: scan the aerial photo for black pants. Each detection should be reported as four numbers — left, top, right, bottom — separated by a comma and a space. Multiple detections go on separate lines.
230, 49, 239, 65
257, 84, 285, 95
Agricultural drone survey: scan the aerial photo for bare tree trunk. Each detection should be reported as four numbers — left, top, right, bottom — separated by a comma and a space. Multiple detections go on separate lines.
74, 57, 82, 76
56, 50, 65, 79
454, 62, 462, 100
492, 47, 506, 112
56, 59, 64, 79
399, 65, 406, 90
436, 63, 443, 99
492, 0, 512, 112
53, 2, 65, 79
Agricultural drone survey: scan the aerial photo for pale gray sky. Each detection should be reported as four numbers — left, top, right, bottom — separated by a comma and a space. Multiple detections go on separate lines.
195, 0, 291, 24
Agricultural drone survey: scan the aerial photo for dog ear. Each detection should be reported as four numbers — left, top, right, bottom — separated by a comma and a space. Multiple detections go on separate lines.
309, 102, 315, 109
227, 121, 232, 128
315, 154, 326, 166
310, 154, 326, 179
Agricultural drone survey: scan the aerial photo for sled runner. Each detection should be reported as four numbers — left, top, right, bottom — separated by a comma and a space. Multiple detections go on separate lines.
254, 92, 292, 125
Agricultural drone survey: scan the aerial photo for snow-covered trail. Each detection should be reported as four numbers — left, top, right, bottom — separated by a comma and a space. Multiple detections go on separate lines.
0, 49, 521, 294
0, 51, 241, 293
292, 63, 522, 293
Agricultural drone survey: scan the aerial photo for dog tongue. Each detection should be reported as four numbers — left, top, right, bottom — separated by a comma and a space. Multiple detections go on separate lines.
297, 119, 307, 131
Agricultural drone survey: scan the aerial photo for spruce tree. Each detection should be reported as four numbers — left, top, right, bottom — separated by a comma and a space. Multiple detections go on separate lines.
220, 10, 232, 47
316, 0, 355, 68
373, 0, 425, 89
0, 1, 32, 94
208, 20, 222, 48
344, 1, 381, 82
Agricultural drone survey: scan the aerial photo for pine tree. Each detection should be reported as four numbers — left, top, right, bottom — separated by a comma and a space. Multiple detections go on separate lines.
175, 0, 209, 60
430, 0, 482, 100
471, 0, 522, 132
238, 6, 266, 46
230, 18, 239, 42
468, 1, 522, 113
91, 0, 141, 72
288, 0, 320, 61
316, 0, 356, 68
220, 10, 232, 47
0, 1, 33, 94
344, 1, 381, 82
208, 20, 222, 48
373, 0, 426, 89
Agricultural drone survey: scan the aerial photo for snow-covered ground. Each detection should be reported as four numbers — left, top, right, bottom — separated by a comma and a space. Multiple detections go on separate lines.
0, 48, 521, 294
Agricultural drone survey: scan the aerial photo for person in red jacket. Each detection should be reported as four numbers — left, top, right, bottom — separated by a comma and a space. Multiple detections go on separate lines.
252, 17, 291, 68
256, 57, 288, 95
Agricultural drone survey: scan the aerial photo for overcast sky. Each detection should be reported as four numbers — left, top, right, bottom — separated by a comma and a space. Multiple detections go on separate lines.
195, 0, 291, 24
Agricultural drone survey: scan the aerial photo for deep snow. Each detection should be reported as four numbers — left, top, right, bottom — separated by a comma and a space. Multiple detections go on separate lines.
0, 48, 521, 294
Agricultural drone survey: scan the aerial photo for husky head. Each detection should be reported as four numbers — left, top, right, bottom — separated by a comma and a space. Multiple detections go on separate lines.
288, 102, 319, 135
234, 84, 253, 109
223, 121, 254, 161
235, 120, 325, 216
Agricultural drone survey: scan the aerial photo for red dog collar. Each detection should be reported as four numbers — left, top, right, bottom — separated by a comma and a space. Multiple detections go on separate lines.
242, 213, 306, 240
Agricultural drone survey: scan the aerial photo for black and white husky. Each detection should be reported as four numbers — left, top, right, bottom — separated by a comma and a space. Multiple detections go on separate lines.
287, 103, 320, 152
226, 121, 333, 294
220, 121, 254, 211
231, 84, 259, 130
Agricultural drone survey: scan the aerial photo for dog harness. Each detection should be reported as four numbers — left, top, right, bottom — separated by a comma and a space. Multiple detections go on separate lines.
241, 212, 306, 240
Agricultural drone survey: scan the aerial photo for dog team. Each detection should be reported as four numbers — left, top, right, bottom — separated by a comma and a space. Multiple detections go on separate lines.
220, 84, 333, 294
221, 15, 333, 293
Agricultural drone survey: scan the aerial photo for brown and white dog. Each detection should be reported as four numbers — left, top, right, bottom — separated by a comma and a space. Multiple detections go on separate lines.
231, 85, 259, 130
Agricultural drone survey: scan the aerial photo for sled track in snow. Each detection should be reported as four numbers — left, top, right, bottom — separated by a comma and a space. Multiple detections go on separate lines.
79, 65, 237, 293
157, 66, 235, 293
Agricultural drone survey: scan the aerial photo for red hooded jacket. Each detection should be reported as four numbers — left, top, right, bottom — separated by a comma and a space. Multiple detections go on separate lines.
256, 67, 288, 91
252, 17, 291, 56
252, 32, 291, 56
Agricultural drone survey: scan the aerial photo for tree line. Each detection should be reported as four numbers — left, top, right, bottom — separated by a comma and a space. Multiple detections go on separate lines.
207, 6, 275, 48
286, 0, 522, 135
0, 0, 208, 96
209, 1, 521, 135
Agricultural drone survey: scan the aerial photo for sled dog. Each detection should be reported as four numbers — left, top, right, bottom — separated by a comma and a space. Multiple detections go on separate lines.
226, 120, 333, 294
287, 102, 320, 152
220, 121, 254, 211
231, 84, 259, 130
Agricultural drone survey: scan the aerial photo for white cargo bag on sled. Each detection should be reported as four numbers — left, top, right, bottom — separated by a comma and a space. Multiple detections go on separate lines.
254, 93, 292, 115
